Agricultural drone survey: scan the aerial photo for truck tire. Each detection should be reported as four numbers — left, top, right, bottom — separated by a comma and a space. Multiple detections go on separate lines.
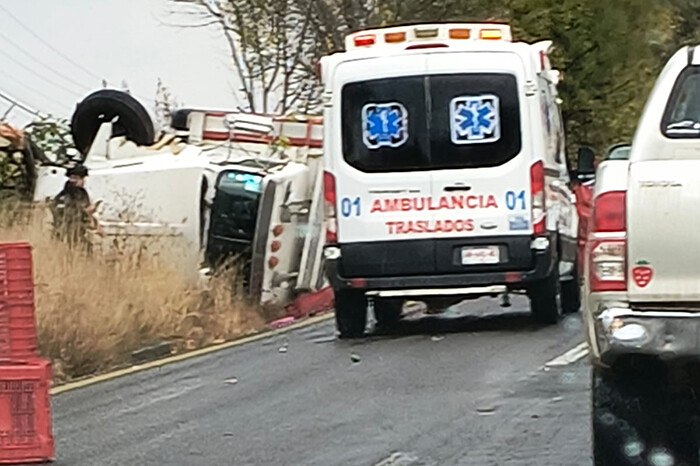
592, 366, 649, 466
334, 289, 367, 339
528, 253, 562, 324
71, 89, 156, 156
170, 108, 192, 131
561, 262, 581, 314
592, 362, 698, 466
374, 298, 403, 330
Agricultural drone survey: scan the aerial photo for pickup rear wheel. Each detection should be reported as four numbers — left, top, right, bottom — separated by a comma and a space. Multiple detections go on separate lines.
334, 289, 367, 339
592, 366, 650, 466
561, 262, 581, 314
592, 362, 699, 466
373, 298, 403, 330
528, 257, 562, 324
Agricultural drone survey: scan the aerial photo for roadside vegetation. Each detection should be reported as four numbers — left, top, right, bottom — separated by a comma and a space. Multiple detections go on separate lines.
0, 204, 273, 383
168, 0, 700, 158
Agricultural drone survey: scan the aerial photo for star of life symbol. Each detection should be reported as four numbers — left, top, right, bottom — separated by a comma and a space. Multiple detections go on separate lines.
450, 95, 501, 145
362, 102, 408, 150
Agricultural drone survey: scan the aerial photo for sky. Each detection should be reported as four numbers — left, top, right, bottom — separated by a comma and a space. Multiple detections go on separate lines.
0, 0, 241, 127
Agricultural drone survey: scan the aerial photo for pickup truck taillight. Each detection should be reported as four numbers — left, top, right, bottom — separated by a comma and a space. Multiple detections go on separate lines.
588, 191, 627, 292
530, 161, 546, 235
323, 171, 338, 244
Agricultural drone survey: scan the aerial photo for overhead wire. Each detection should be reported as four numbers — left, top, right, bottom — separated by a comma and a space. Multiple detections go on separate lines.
0, 88, 47, 119
0, 72, 75, 114
0, 4, 160, 110
0, 2, 104, 82
0, 47, 83, 99
0, 29, 96, 93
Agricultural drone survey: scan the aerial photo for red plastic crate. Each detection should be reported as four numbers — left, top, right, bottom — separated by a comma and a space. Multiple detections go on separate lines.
0, 243, 38, 363
0, 359, 54, 464
0, 243, 34, 303
0, 300, 9, 363
0, 299, 39, 363
4, 299, 37, 363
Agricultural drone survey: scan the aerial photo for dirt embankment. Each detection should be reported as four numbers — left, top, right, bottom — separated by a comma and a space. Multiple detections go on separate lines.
0, 205, 278, 383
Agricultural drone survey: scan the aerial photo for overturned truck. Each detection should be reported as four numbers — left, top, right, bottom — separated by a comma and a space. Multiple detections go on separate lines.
33, 90, 327, 310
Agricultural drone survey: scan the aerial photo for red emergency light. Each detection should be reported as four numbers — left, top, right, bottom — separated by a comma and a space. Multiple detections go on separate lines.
354, 34, 376, 47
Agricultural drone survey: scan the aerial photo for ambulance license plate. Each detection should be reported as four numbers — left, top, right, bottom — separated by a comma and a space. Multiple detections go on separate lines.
461, 246, 500, 265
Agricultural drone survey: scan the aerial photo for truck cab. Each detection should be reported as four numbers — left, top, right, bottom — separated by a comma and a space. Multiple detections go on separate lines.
585, 45, 700, 465
33, 91, 327, 310
321, 23, 580, 338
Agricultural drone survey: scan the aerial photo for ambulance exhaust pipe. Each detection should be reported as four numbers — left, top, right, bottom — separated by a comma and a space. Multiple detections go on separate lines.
500, 292, 512, 308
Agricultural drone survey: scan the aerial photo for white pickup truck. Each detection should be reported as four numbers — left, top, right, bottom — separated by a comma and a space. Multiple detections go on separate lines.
584, 45, 700, 465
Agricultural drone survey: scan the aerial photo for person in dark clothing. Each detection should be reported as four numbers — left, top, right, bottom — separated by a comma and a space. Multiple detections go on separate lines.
51, 165, 100, 250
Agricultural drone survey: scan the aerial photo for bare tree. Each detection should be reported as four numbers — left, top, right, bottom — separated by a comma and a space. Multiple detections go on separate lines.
166, 0, 398, 114
168, 0, 330, 114
154, 78, 181, 131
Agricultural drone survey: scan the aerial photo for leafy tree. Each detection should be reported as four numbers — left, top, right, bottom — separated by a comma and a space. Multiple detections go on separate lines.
24, 118, 75, 164
0, 118, 77, 203
509, 0, 675, 156
172, 0, 698, 160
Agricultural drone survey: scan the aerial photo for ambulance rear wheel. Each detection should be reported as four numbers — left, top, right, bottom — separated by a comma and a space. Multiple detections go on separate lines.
374, 298, 403, 330
561, 263, 581, 314
334, 289, 367, 339
528, 253, 562, 325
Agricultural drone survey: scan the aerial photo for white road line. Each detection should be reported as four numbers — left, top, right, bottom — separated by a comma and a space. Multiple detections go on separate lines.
544, 342, 589, 368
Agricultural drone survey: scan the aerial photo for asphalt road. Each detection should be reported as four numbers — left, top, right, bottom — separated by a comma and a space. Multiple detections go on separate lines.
52, 296, 592, 465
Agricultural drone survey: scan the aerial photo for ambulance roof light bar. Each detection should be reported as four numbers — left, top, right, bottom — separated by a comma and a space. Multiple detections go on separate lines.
346, 23, 512, 50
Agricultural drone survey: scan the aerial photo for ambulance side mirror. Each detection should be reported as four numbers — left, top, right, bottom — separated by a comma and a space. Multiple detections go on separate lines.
549, 69, 562, 85
575, 146, 596, 183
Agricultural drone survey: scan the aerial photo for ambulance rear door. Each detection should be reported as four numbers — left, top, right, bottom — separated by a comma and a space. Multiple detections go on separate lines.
331, 54, 436, 278
425, 51, 534, 274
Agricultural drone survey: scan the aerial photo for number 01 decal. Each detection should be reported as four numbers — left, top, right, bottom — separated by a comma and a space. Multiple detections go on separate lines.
505, 190, 526, 210
340, 197, 361, 217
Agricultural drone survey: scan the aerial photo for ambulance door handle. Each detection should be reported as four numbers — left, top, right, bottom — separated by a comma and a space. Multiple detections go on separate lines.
443, 185, 472, 192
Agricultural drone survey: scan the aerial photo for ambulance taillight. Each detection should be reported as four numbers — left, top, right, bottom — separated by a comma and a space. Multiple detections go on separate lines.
530, 160, 546, 236
323, 171, 338, 243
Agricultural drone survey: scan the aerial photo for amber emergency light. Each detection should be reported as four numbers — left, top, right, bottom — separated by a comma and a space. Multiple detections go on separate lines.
347, 23, 512, 51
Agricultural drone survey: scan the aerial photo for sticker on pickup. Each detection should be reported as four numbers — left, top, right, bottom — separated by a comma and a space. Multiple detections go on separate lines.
632, 266, 653, 288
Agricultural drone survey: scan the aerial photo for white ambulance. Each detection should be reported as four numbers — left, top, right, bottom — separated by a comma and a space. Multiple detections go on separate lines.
320, 23, 580, 338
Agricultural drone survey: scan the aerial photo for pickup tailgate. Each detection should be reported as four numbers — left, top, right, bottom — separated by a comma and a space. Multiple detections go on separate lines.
627, 160, 700, 303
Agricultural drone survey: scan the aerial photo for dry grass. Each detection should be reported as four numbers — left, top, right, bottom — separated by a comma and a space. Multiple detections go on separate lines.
0, 203, 276, 383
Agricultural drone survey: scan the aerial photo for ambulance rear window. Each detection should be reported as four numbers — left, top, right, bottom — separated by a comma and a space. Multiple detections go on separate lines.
341, 73, 521, 172
342, 76, 430, 172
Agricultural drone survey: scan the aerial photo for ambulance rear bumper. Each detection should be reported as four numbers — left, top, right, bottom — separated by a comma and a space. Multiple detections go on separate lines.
324, 240, 554, 294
